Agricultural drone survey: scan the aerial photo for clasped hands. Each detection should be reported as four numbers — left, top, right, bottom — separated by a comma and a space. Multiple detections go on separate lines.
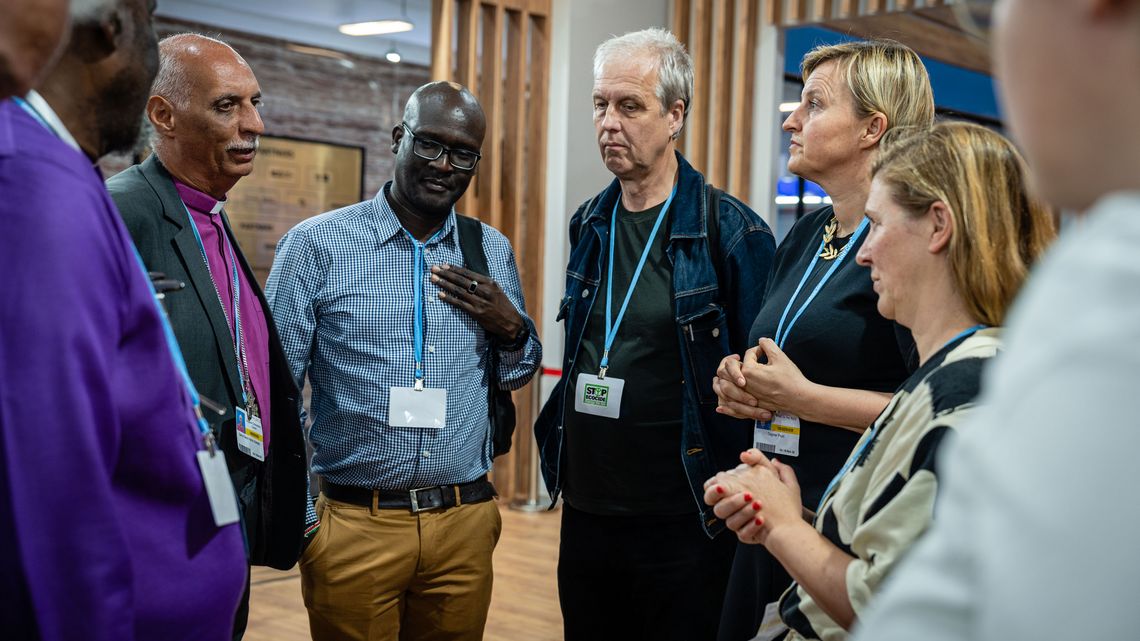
712, 338, 811, 422
703, 448, 804, 546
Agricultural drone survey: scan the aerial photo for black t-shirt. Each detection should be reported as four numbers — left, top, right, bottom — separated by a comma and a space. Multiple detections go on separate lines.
748, 206, 915, 508
562, 201, 692, 515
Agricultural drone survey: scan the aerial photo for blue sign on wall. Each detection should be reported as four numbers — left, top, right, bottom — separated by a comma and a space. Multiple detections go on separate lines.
784, 25, 1002, 123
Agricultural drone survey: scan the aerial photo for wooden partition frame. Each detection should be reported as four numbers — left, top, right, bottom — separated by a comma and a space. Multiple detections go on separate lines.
673, 0, 760, 201
431, 0, 552, 502
674, 0, 971, 203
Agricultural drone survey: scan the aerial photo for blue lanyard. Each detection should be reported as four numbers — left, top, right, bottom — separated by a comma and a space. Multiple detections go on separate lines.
599, 185, 678, 378
184, 203, 251, 408
12, 97, 51, 130
130, 250, 215, 447
774, 216, 869, 349
404, 226, 447, 388
814, 323, 988, 514
18, 97, 213, 449
942, 324, 987, 349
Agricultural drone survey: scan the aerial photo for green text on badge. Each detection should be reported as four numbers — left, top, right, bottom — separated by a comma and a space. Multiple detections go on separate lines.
583, 383, 609, 407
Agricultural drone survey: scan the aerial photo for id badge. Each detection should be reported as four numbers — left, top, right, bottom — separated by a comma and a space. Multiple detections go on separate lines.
196, 449, 241, 527
235, 407, 266, 462
389, 386, 447, 428
753, 601, 790, 641
573, 373, 624, 419
753, 411, 801, 457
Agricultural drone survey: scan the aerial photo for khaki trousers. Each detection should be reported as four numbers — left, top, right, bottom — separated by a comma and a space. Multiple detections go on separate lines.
299, 493, 502, 641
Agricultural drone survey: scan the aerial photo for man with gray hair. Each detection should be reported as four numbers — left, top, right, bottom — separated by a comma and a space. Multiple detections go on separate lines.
106, 33, 308, 640
534, 27, 776, 639
0, 1, 247, 639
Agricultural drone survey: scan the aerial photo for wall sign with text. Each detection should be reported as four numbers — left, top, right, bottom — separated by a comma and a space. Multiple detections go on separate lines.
225, 135, 365, 284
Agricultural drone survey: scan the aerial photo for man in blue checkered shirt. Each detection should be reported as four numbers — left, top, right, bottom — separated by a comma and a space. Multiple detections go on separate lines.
265, 81, 541, 641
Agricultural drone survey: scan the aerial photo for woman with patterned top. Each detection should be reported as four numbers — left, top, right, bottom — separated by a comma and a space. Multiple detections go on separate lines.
712, 40, 935, 641
703, 122, 1057, 641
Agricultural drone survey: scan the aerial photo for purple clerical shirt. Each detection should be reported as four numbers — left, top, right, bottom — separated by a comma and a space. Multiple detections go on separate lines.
0, 100, 245, 640
174, 181, 272, 454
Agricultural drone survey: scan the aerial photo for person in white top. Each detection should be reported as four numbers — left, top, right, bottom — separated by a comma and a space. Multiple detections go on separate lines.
851, 0, 1140, 638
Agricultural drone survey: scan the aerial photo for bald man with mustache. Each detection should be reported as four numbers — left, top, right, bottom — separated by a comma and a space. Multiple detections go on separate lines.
106, 33, 308, 641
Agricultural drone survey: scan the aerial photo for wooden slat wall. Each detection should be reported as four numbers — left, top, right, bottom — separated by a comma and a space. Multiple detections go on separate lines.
729, 0, 758, 200
431, 0, 552, 501
709, 0, 734, 187
679, 0, 965, 43
764, 0, 957, 24
674, 0, 970, 201
676, 0, 763, 200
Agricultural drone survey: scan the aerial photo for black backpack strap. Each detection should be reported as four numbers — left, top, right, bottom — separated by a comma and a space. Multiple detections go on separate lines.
454, 214, 517, 458
706, 184, 724, 300
455, 214, 489, 277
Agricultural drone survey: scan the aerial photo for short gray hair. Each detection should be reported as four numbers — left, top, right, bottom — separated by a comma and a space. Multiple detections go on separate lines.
593, 28, 693, 130
150, 33, 236, 110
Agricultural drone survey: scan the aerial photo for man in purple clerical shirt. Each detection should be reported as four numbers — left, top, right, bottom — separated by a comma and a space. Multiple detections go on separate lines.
105, 33, 308, 640
0, 1, 246, 640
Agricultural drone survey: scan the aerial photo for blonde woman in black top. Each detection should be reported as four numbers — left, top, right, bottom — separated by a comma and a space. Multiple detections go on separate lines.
711, 40, 935, 640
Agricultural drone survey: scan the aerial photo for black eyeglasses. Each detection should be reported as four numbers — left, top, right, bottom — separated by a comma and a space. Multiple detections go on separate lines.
400, 122, 482, 171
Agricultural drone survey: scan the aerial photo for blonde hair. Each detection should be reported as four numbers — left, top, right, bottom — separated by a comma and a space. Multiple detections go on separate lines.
802, 39, 935, 132
872, 121, 1057, 326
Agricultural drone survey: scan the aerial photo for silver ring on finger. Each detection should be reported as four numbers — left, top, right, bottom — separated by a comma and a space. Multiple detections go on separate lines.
467, 280, 479, 294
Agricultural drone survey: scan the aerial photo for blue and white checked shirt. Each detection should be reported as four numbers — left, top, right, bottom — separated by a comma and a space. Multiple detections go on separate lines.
266, 183, 541, 524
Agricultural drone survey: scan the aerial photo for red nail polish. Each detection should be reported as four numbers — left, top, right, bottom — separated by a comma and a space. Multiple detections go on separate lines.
743, 493, 753, 502
716, 486, 724, 495
754, 517, 764, 526
752, 501, 761, 511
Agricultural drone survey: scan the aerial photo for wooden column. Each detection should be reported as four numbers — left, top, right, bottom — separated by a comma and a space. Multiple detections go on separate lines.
431, 0, 552, 502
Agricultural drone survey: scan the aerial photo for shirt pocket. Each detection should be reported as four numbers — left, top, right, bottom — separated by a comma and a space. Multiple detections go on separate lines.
555, 295, 572, 323
679, 304, 730, 405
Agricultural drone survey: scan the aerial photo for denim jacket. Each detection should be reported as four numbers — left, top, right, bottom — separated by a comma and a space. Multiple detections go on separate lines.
534, 152, 777, 536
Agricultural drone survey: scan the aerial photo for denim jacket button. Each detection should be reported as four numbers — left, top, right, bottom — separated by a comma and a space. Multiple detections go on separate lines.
712, 328, 720, 338
581, 288, 590, 298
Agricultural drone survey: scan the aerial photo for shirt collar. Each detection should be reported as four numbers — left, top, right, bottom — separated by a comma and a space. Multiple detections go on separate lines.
174, 178, 226, 215
23, 91, 81, 154
373, 181, 457, 247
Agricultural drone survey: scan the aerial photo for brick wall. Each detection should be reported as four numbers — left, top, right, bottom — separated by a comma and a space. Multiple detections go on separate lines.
100, 16, 431, 200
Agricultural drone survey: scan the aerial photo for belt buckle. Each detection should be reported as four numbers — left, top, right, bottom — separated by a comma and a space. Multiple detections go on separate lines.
408, 486, 437, 513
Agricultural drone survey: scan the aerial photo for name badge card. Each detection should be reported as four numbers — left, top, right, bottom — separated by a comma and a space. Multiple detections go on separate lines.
753, 601, 790, 641
196, 449, 241, 527
389, 386, 447, 428
235, 407, 265, 462
754, 411, 801, 457
574, 373, 624, 419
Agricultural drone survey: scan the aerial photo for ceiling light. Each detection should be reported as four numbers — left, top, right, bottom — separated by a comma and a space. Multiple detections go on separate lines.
779, 101, 800, 113
340, 0, 414, 37
339, 19, 413, 36
385, 46, 402, 63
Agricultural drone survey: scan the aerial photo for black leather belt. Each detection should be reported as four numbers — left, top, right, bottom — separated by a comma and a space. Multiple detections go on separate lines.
319, 478, 496, 513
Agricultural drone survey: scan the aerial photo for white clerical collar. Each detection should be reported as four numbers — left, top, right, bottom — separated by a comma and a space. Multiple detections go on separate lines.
23, 90, 82, 154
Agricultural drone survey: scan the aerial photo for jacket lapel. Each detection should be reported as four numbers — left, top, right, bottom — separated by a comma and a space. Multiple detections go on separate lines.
142, 157, 244, 403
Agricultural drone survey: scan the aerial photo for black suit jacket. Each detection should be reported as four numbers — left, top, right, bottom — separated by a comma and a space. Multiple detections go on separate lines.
106, 155, 306, 570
